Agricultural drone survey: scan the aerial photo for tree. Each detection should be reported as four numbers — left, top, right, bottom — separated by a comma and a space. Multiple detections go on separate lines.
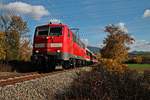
101, 24, 134, 63
0, 32, 6, 60
0, 15, 29, 61
100, 24, 134, 72
19, 39, 32, 61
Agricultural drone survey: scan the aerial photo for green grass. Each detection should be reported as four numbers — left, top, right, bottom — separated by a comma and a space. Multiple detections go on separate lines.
128, 64, 150, 72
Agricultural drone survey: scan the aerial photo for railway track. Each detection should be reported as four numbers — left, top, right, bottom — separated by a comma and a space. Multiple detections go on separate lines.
0, 72, 42, 86
0, 67, 84, 87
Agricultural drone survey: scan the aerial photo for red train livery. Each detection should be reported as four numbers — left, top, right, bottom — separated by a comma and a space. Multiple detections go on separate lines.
31, 23, 97, 72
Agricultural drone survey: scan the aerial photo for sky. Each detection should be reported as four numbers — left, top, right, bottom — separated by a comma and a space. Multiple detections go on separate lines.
0, 0, 150, 51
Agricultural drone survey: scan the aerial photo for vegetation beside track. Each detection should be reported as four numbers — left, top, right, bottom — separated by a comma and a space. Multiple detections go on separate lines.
128, 64, 150, 73
56, 64, 150, 100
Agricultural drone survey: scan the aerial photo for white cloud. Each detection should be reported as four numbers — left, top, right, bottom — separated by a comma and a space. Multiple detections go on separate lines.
143, 9, 150, 18
130, 40, 150, 51
117, 22, 128, 33
1, 2, 49, 20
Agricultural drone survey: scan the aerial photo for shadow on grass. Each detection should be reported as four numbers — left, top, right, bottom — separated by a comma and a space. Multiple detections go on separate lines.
0, 60, 37, 73
0, 60, 64, 73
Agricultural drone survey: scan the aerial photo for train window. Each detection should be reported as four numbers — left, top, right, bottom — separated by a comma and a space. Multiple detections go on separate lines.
36, 26, 49, 36
50, 27, 62, 36
37, 30, 49, 36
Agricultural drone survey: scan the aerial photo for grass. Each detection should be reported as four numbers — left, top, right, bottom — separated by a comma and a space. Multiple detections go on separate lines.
128, 64, 150, 72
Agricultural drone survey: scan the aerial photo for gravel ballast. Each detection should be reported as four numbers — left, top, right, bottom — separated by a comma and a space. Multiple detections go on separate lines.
0, 67, 92, 100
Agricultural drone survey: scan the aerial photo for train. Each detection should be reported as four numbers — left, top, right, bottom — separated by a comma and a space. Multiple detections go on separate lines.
31, 22, 97, 72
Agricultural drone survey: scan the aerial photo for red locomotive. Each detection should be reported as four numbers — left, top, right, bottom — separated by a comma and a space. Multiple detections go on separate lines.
31, 22, 97, 72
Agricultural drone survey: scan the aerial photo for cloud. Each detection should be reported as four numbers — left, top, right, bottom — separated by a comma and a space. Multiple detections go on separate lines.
0, 2, 49, 20
117, 22, 128, 33
130, 40, 150, 51
143, 9, 150, 18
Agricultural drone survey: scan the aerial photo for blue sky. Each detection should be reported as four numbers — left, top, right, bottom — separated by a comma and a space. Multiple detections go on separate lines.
1, 0, 150, 51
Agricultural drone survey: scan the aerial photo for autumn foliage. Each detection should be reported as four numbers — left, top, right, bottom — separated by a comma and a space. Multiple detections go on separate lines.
100, 24, 134, 72
0, 32, 6, 60
19, 40, 32, 61
133, 56, 143, 64
0, 15, 31, 61
99, 59, 128, 72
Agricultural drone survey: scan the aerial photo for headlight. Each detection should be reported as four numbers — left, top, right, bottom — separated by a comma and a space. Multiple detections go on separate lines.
35, 50, 39, 53
57, 50, 60, 53
34, 43, 45, 48
50, 43, 62, 47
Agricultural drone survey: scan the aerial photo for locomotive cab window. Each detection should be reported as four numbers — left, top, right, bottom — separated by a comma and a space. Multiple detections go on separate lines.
36, 26, 49, 36
37, 30, 49, 35
50, 27, 62, 36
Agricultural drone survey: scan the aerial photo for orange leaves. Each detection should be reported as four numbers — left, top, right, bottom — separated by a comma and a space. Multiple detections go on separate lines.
99, 58, 128, 73
132, 56, 143, 64
102, 25, 133, 61
0, 15, 29, 61
100, 24, 134, 72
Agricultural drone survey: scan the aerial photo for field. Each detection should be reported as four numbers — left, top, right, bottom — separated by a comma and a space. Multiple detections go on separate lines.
128, 64, 150, 72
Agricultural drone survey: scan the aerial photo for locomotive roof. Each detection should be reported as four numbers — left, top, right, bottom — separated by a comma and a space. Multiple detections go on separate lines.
36, 23, 68, 28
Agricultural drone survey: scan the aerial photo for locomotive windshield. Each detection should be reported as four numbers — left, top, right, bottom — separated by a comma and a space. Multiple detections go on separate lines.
50, 27, 62, 36
36, 26, 62, 36
36, 26, 49, 36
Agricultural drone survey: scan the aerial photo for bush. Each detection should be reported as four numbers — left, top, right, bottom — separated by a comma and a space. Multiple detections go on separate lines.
127, 56, 143, 64
133, 56, 143, 64
56, 64, 150, 100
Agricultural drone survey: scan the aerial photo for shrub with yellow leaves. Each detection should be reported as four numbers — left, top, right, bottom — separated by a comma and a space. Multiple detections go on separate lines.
99, 58, 128, 73
133, 56, 143, 64
100, 24, 134, 72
